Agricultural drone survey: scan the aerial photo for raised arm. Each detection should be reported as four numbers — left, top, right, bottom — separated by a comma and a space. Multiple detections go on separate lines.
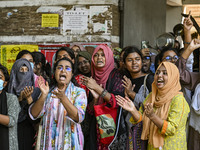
31, 76, 49, 118
176, 39, 200, 91
183, 11, 193, 50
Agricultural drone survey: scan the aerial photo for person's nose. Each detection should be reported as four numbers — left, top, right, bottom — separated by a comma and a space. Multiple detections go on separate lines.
158, 72, 163, 77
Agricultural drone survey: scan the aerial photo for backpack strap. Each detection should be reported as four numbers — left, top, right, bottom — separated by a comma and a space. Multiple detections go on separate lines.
143, 74, 149, 97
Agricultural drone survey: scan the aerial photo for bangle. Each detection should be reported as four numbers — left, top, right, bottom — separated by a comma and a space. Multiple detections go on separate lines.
100, 89, 108, 98
183, 41, 191, 44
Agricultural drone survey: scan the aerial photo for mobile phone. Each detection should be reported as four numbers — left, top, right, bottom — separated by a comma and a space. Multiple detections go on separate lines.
141, 41, 149, 49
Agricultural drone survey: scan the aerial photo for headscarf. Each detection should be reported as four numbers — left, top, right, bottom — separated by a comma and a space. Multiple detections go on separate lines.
141, 62, 182, 148
78, 51, 92, 64
70, 44, 86, 51
8, 58, 34, 96
91, 44, 114, 88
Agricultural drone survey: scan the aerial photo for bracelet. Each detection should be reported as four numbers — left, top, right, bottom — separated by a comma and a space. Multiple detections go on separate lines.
100, 89, 108, 98
183, 41, 191, 44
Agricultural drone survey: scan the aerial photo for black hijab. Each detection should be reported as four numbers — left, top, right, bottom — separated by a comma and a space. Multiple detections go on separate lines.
0, 90, 9, 150
8, 58, 34, 96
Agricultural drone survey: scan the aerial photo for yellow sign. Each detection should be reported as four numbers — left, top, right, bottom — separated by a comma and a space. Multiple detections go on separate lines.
0, 45, 38, 72
42, 14, 59, 27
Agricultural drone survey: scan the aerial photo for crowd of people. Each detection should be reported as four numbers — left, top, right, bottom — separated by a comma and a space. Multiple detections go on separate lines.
0, 12, 200, 150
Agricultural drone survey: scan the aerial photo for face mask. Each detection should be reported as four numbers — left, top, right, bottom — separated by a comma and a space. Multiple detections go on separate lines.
30, 62, 34, 70
0, 79, 4, 90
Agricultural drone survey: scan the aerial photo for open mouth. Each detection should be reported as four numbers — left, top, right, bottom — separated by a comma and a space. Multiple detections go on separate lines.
132, 66, 138, 69
157, 79, 164, 85
59, 74, 66, 80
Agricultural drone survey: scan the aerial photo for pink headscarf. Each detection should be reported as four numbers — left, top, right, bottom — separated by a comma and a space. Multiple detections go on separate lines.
91, 44, 115, 88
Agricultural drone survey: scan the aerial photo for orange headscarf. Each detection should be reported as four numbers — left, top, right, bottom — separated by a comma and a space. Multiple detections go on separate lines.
141, 62, 182, 148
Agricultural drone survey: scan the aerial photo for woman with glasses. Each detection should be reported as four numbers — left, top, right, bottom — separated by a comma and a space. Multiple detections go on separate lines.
159, 48, 179, 64
29, 57, 87, 150
77, 51, 92, 77
142, 56, 152, 73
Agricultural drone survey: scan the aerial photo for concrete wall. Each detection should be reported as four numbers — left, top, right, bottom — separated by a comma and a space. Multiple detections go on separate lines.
123, 0, 166, 48
166, 5, 182, 32
0, 0, 120, 47
183, 0, 200, 4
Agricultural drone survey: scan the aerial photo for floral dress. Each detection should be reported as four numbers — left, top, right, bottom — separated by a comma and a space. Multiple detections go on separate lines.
29, 82, 87, 150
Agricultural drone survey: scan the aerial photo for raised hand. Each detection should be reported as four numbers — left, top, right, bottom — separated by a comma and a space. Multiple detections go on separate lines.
183, 11, 193, 31
122, 76, 135, 97
144, 103, 154, 119
38, 76, 49, 95
116, 95, 136, 112
186, 39, 200, 52
51, 83, 67, 101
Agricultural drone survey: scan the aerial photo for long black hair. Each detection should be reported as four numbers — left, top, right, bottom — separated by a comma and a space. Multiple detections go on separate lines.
32, 52, 51, 83
51, 57, 78, 88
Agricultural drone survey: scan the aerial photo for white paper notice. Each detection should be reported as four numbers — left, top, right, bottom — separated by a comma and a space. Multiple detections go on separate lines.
63, 10, 88, 31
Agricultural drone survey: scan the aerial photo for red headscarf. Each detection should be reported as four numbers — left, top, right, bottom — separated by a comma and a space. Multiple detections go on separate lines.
91, 44, 114, 88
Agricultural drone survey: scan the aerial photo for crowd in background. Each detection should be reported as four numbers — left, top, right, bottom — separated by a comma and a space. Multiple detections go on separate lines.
0, 11, 200, 150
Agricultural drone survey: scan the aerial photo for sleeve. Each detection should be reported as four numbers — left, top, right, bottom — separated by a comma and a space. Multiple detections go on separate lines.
128, 94, 150, 125
176, 56, 200, 91
28, 102, 46, 120
29, 93, 49, 120
161, 95, 187, 136
68, 88, 87, 123
7, 94, 21, 127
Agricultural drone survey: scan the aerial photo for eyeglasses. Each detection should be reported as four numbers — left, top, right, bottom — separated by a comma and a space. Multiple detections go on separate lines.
143, 56, 151, 62
78, 60, 89, 66
163, 55, 179, 62
56, 66, 72, 72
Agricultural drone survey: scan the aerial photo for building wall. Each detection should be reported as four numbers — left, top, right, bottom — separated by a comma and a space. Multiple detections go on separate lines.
0, 0, 120, 47
123, 0, 166, 48
183, 0, 200, 4
166, 5, 182, 33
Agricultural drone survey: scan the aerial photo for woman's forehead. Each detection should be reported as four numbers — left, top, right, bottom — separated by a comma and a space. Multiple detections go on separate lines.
58, 60, 71, 66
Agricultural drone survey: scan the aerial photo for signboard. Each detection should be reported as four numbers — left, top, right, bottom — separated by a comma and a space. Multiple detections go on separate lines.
42, 14, 59, 27
63, 10, 88, 30
0, 45, 38, 72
